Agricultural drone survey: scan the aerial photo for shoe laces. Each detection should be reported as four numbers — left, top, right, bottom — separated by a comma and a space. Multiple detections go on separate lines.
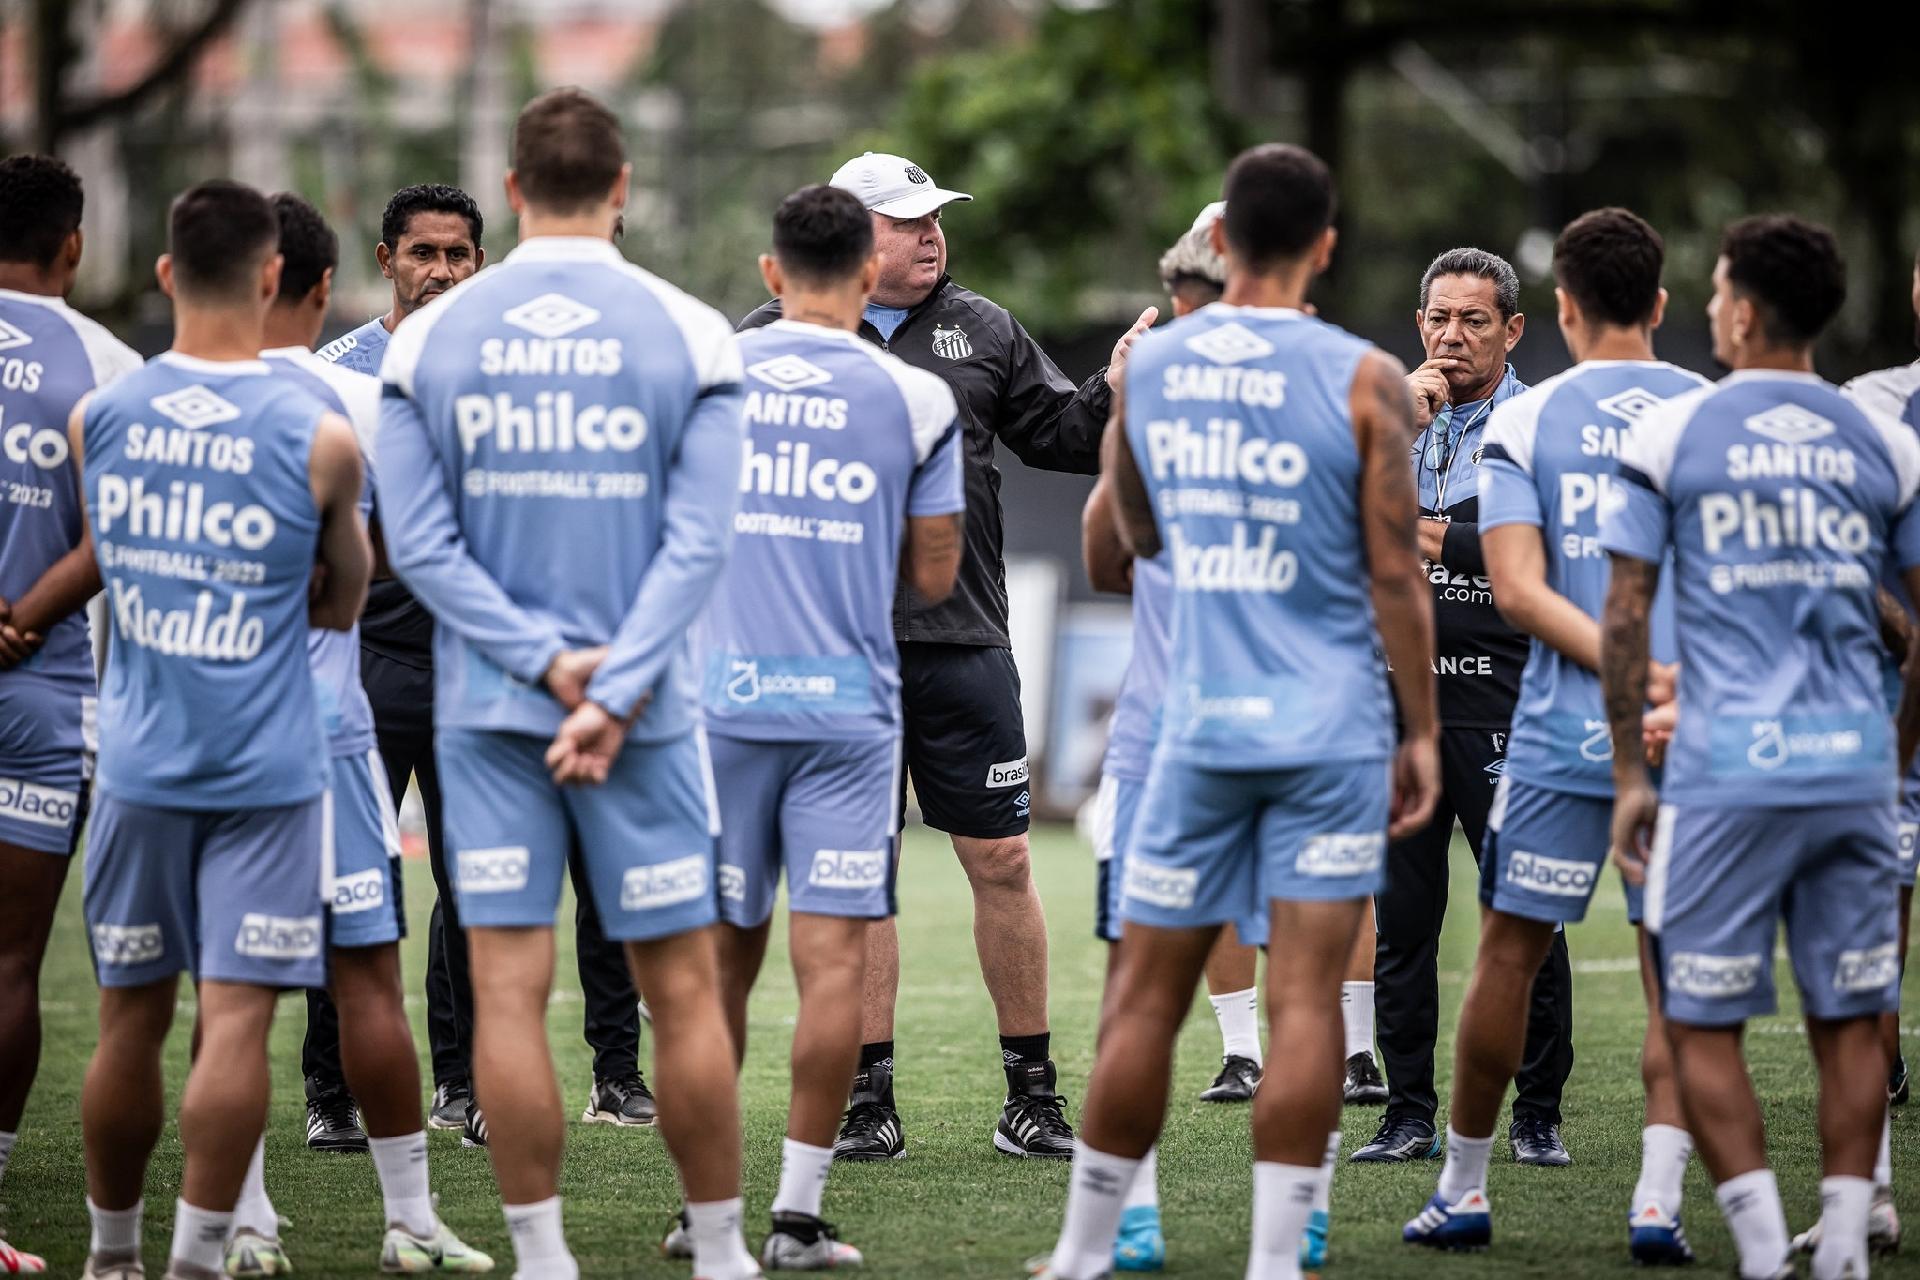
839, 1098, 894, 1140
312, 1092, 358, 1129
1007, 1088, 1073, 1139
1511, 1114, 1558, 1147
601, 1071, 649, 1103
1372, 1112, 1424, 1145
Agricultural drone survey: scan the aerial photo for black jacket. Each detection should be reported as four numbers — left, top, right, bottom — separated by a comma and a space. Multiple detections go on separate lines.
740, 276, 1111, 647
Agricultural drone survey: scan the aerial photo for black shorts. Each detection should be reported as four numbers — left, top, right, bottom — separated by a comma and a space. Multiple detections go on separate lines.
900, 642, 1031, 840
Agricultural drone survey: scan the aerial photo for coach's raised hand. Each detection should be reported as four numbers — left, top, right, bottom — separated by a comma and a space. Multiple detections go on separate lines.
1105, 306, 1159, 392
1405, 356, 1460, 429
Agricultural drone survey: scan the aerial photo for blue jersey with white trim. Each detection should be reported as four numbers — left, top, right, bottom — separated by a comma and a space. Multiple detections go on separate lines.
1123, 304, 1391, 769
702, 320, 962, 742
318, 317, 391, 377
1479, 360, 1707, 795
83, 354, 331, 809
1601, 369, 1920, 808
1102, 554, 1171, 782
377, 236, 746, 741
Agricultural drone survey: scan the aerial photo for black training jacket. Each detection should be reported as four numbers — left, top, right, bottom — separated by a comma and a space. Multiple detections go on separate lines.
740, 275, 1111, 647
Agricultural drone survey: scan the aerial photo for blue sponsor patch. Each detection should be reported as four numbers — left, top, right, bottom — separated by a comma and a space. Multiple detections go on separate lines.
1706, 712, 1888, 780
703, 653, 875, 717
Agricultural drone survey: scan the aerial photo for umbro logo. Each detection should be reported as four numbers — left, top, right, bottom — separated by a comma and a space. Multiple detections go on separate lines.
1183, 321, 1273, 365
150, 384, 241, 430
1596, 387, 1665, 423
746, 353, 833, 391
1743, 403, 1835, 447
503, 293, 601, 339
0, 317, 32, 353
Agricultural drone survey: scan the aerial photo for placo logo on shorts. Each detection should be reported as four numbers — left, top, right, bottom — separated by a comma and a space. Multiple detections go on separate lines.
717, 864, 746, 903
1834, 943, 1900, 994
0, 777, 77, 828
1901, 822, 1918, 865
1296, 832, 1384, 879
1667, 951, 1763, 999
1122, 858, 1198, 910
986, 757, 1029, 789
332, 867, 386, 914
234, 913, 322, 960
1506, 850, 1595, 898
621, 854, 708, 911
458, 847, 530, 894
808, 849, 887, 891
92, 922, 163, 967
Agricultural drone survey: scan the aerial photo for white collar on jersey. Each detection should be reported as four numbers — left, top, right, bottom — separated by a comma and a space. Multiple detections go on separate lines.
156, 351, 268, 375
767, 318, 861, 342
503, 236, 626, 265
1719, 367, 1828, 385
1203, 302, 1310, 320
0, 285, 73, 311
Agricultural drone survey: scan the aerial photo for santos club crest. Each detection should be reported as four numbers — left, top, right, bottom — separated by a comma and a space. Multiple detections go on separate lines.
931, 325, 972, 360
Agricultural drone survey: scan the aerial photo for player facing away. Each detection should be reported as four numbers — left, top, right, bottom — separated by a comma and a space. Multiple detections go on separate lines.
684, 183, 963, 1270
375, 88, 755, 1280
1601, 215, 1920, 1280
73, 180, 371, 1280
0, 154, 142, 1275
1034, 143, 1440, 1280
1400, 207, 1707, 1261
237, 192, 490, 1276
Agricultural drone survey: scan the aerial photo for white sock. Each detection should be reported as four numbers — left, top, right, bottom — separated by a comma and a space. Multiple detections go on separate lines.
1341, 982, 1376, 1060
1715, 1169, 1790, 1280
1125, 1145, 1159, 1212
686, 1197, 758, 1280
1246, 1162, 1317, 1280
502, 1196, 577, 1280
1876, 1109, 1893, 1189
369, 1132, 437, 1238
1437, 1128, 1493, 1204
88, 1198, 143, 1261
1050, 1141, 1142, 1279
1210, 987, 1263, 1067
1311, 1129, 1340, 1215
771, 1138, 834, 1220
170, 1200, 232, 1275
231, 1136, 278, 1239
1631, 1123, 1692, 1215
0, 1129, 14, 1188
1812, 1175, 1873, 1280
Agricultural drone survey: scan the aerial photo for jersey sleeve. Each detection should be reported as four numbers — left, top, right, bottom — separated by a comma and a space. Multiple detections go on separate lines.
1600, 399, 1688, 564
908, 421, 964, 518
1478, 457, 1544, 530
1864, 405, 1920, 572
73, 316, 143, 390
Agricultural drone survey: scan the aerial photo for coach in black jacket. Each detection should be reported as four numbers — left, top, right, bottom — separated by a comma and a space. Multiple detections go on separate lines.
740, 152, 1153, 1162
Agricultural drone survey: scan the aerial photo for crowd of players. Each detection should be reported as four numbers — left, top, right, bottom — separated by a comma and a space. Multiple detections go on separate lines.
0, 80, 1915, 1280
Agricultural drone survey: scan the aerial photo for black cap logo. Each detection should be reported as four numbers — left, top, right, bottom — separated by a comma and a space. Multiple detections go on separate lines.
904, 164, 931, 185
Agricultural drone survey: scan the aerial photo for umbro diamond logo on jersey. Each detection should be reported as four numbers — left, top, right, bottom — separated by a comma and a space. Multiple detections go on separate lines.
1743, 403, 1835, 447
150, 384, 242, 430
746, 353, 833, 392
503, 293, 601, 339
0, 317, 32, 352
1183, 322, 1275, 366
1596, 387, 1665, 423
931, 326, 972, 360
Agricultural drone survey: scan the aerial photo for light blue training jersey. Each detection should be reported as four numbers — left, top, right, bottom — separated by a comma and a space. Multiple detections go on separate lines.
318, 316, 391, 377
1101, 554, 1171, 783
376, 236, 746, 741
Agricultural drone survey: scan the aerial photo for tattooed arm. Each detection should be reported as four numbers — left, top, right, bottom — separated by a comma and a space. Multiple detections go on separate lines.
1102, 382, 1161, 560
1601, 553, 1663, 884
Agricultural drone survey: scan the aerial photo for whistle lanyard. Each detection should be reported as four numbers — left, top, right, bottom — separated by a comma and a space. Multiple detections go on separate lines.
1422, 397, 1493, 515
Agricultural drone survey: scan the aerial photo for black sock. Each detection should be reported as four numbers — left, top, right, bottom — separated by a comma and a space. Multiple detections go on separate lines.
859, 1040, 894, 1071
999, 1031, 1050, 1067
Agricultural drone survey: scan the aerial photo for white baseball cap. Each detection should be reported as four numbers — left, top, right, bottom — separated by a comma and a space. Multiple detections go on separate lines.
1189, 200, 1226, 236
830, 152, 972, 220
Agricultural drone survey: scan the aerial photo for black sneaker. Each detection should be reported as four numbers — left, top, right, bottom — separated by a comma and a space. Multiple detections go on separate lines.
429, 1080, 471, 1131
462, 1099, 488, 1149
305, 1089, 368, 1153
1343, 1051, 1389, 1106
833, 1062, 905, 1162
1509, 1115, 1571, 1167
1199, 1054, 1261, 1103
994, 1059, 1074, 1159
1350, 1112, 1440, 1163
583, 1072, 657, 1126
1892, 1052, 1910, 1107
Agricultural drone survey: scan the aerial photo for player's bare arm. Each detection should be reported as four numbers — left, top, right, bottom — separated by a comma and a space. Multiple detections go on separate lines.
308, 411, 373, 631
1600, 552, 1661, 881
904, 512, 964, 605
1081, 475, 1133, 595
1102, 387, 1159, 559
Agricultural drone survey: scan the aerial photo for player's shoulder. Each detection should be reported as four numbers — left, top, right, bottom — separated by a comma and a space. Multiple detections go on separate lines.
1, 291, 142, 388
1842, 361, 1920, 420
269, 348, 380, 444
848, 333, 959, 450
1485, 367, 1581, 450
608, 259, 733, 345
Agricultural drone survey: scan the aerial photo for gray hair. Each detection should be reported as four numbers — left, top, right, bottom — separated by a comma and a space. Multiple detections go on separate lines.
1158, 221, 1227, 293
1419, 247, 1520, 318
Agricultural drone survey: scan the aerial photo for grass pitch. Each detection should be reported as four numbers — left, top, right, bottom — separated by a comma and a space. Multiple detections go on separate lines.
5, 822, 1917, 1276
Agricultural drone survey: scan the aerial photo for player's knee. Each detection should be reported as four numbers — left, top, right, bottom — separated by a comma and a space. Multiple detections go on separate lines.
955, 834, 1031, 892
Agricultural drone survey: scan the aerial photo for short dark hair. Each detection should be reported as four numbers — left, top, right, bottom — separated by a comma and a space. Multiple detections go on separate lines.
1720, 214, 1846, 347
1553, 208, 1664, 328
512, 88, 625, 214
169, 180, 278, 302
272, 192, 338, 302
1420, 247, 1520, 318
0, 154, 84, 268
771, 185, 874, 287
380, 183, 483, 252
1221, 144, 1336, 268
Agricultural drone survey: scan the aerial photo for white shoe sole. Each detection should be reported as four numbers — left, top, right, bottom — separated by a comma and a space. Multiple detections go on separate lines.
993, 1130, 1070, 1159
581, 1107, 656, 1126
427, 1113, 465, 1130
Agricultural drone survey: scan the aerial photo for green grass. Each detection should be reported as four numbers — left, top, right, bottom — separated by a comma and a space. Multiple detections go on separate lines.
6, 822, 1918, 1276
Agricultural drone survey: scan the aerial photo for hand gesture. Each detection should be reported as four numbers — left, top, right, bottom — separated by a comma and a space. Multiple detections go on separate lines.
1406, 357, 1460, 429
545, 700, 627, 786
1610, 776, 1661, 886
1105, 307, 1160, 393
543, 646, 609, 711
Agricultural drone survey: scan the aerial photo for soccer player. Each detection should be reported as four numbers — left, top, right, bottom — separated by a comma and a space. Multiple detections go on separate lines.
73, 179, 371, 1280
376, 88, 755, 1280
695, 183, 963, 1269
1601, 214, 1920, 1280
0, 153, 142, 1275
1399, 207, 1706, 1260
232, 191, 490, 1275
1036, 142, 1439, 1280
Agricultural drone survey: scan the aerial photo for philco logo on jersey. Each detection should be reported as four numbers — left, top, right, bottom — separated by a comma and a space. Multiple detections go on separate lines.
92, 923, 164, 968
1296, 832, 1384, 878
96, 476, 276, 550
741, 438, 877, 504
234, 913, 322, 960
985, 757, 1029, 789
1122, 858, 1198, 910
809, 849, 887, 891
1506, 850, 1594, 898
503, 293, 601, 339
717, 864, 747, 903
1667, 951, 1764, 999
2, 408, 67, 470
0, 777, 76, 828
621, 854, 708, 911
1144, 417, 1309, 487
109, 582, 265, 662
455, 391, 649, 455
458, 846, 530, 894
1834, 943, 1899, 994
1182, 322, 1274, 366
332, 867, 386, 914
150, 384, 242, 431
931, 326, 972, 360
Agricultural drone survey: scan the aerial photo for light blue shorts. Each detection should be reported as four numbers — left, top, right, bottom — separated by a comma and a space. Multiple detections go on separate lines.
0, 676, 93, 855
437, 727, 720, 942
83, 791, 328, 989
1091, 773, 1145, 944
1481, 777, 1643, 924
326, 748, 403, 950
1898, 756, 1920, 883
